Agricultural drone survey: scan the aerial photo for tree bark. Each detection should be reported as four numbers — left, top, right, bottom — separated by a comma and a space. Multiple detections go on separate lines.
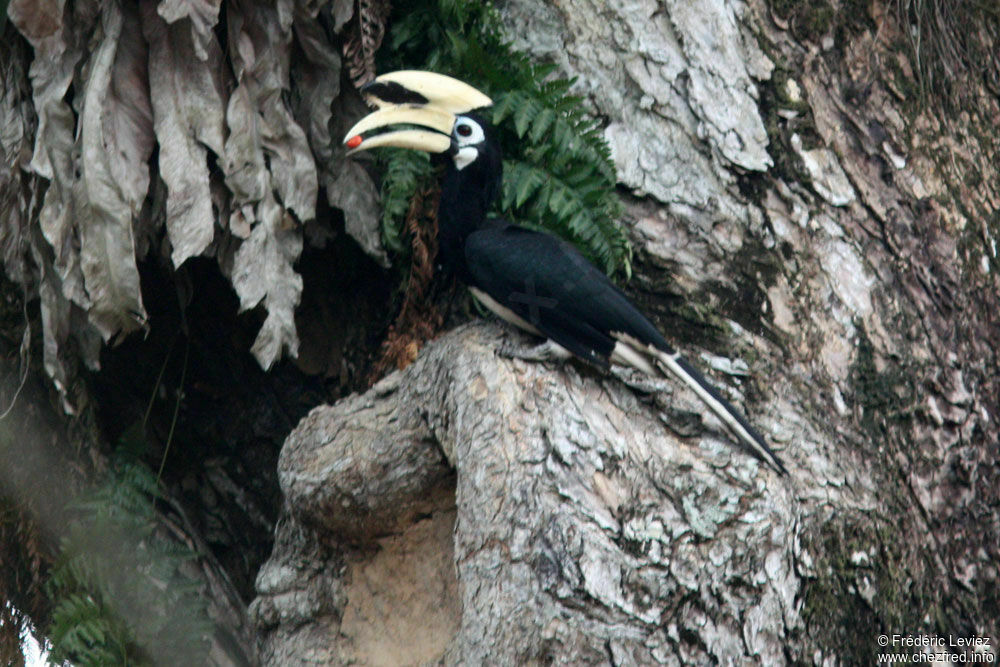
1, 0, 997, 664
254, 0, 999, 664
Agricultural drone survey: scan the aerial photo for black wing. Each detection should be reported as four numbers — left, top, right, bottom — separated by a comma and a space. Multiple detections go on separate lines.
464, 223, 672, 365
465, 222, 787, 474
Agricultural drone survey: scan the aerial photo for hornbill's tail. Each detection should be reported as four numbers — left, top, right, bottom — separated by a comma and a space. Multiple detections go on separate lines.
614, 335, 788, 475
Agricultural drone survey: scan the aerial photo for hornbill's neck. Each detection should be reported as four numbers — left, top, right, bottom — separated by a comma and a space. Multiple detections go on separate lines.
437, 131, 502, 280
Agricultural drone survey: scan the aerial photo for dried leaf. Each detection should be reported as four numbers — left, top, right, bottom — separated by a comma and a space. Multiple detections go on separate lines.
291, 5, 342, 172
13, 0, 94, 308
141, 0, 226, 267
329, 0, 355, 33
155, 0, 221, 61
103, 2, 155, 212
10, 0, 96, 181
28, 227, 101, 413
6, 0, 64, 43
7, 0, 350, 389
0, 40, 36, 285
31, 241, 71, 397
342, 0, 390, 87
76, 1, 151, 339
291, 5, 391, 266
215, 0, 319, 367
228, 191, 303, 369
15, 0, 146, 364
369, 186, 441, 380
10, 0, 104, 402
225, 0, 316, 223
224, 85, 268, 203
36, 102, 87, 307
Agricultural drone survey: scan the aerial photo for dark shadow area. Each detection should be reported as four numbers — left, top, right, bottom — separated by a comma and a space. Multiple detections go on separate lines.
89, 223, 394, 600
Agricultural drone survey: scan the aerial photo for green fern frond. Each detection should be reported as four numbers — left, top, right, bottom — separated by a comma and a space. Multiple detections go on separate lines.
503, 160, 628, 274
48, 593, 129, 666
378, 149, 436, 253
45, 446, 212, 666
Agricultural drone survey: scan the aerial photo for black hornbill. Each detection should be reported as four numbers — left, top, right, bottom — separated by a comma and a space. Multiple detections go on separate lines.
344, 71, 787, 475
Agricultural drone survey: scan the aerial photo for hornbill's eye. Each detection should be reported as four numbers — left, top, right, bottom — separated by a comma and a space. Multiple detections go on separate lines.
453, 117, 484, 146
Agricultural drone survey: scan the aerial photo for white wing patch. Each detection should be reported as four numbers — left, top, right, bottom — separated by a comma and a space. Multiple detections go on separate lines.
469, 286, 542, 336
609, 339, 659, 375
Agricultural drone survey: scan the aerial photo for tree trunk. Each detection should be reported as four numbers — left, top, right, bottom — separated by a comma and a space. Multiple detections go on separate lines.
1, 0, 997, 665
254, 0, 999, 663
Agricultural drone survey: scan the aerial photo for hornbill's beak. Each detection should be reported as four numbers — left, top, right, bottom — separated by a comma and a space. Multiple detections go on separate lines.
343, 70, 493, 155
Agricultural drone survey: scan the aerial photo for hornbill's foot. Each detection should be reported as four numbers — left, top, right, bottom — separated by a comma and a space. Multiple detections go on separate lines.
609, 365, 673, 395
498, 337, 573, 364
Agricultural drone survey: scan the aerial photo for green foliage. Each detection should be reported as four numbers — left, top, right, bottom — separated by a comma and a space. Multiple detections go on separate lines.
45, 441, 211, 666
377, 149, 435, 254
377, 0, 631, 277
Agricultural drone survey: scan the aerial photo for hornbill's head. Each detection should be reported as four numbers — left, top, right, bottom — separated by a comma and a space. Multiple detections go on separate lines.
343, 71, 501, 207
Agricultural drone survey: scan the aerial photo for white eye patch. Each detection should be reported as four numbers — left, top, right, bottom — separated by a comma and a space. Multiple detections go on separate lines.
453, 117, 485, 147
451, 116, 485, 170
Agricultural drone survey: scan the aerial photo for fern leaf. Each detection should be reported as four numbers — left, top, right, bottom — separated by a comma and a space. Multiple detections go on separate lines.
512, 96, 538, 138
529, 107, 555, 143
378, 149, 435, 254
491, 91, 517, 124
510, 164, 540, 208
46, 448, 212, 666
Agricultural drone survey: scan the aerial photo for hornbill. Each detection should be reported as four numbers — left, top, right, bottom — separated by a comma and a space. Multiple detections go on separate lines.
344, 71, 787, 475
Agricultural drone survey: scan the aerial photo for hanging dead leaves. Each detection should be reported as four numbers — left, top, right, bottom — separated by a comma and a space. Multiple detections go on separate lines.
3, 0, 392, 409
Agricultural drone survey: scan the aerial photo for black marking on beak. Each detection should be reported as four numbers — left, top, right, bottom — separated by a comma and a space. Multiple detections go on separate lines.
360, 80, 430, 106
